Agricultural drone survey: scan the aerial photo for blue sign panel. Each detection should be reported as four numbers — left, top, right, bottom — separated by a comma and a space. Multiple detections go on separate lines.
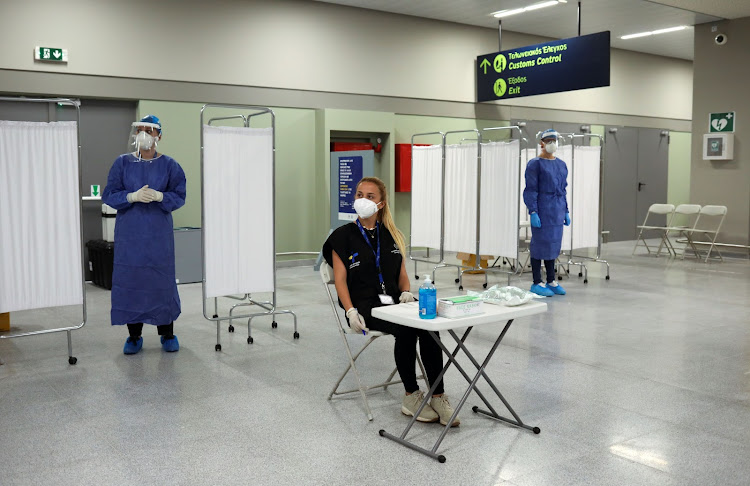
477, 31, 610, 102
338, 155, 363, 221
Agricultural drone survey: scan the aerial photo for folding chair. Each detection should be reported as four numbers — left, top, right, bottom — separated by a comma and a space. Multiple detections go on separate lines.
320, 264, 427, 421
633, 203, 675, 256
662, 204, 701, 259
684, 205, 728, 262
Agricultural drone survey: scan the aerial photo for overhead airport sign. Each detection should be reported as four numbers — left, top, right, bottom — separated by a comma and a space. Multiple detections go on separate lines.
35, 46, 68, 63
476, 31, 610, 102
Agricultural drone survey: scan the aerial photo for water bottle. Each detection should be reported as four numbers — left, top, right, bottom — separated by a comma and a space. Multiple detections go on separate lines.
419, 275, 437, 319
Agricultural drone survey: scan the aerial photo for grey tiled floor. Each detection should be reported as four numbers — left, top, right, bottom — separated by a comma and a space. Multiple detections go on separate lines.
1, 241, 749, 485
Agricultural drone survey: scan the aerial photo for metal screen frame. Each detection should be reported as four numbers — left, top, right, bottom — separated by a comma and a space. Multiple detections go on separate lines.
200, 104, 297, 351
0, 96, 87, 365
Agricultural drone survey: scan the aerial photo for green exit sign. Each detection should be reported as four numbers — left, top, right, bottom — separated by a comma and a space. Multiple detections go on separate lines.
35, 46, 68, 62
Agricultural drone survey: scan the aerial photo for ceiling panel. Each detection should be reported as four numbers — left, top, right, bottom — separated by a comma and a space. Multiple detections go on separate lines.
311, 0, 729, 60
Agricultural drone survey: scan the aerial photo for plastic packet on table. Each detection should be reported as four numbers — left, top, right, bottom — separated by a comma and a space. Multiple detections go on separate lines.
466, 285, 534, 306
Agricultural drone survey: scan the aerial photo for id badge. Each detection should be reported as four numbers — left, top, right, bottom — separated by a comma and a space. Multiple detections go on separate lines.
378, 294, 395, 305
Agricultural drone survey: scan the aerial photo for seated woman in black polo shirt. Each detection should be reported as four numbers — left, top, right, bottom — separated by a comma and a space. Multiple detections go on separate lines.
323, 177, 459, 426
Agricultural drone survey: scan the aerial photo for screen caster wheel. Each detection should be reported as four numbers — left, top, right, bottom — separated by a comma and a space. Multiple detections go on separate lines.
271, 321, 278, 329
215, 344, 221, 351
293, 332, 300, 339
606, 275, 610, 280
228, 325, 234, 333
68, 357, 77, 365
415, 275, 420, 279
454, 278, 460, 283
247, 337, 254, 344
483, 283, 488, 288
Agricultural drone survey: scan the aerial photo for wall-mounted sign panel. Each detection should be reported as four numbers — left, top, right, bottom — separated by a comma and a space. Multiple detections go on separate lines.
35, 46, 68, 62
709, 112, 735, 132
476, 31, 610, 102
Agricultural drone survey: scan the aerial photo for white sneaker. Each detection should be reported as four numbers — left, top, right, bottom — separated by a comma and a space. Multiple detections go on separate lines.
401, 391, 439, 423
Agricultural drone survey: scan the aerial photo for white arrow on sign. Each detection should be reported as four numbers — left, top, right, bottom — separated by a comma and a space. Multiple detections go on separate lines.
53, 51, 61, 59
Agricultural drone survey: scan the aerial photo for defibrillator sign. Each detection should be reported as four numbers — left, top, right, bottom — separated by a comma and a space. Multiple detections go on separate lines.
476, 31, 610, 102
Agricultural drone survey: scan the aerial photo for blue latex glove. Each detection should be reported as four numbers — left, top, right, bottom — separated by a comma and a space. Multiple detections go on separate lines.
564, 212, 571, 226
530, 213, 541, 228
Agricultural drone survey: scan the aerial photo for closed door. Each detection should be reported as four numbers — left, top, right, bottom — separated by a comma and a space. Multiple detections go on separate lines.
603, 126, 669, 241
604, 127, 639, 241
636, 128, 670, 229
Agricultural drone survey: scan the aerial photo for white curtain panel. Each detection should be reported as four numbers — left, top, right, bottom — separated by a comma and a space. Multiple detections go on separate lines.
519, 148, 537, 223
559, 144, 574, 251
571, 145, 601, 250
203, 125, 274, 298
444, 143, 478, 254
0, 121, 83, 313
410, 145, 442, 249
479, 140, 520, 258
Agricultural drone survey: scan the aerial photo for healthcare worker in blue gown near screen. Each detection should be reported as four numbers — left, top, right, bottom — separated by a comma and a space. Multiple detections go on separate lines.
102, 115, 187, 354
523, 129, 571, 297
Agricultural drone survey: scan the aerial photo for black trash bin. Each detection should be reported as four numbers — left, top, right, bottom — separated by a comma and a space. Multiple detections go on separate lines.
86, 239, 115, 290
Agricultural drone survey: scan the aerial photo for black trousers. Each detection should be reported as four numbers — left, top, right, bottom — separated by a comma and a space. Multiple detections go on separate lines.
531, 258, 556, 285
353, 303, 445, 395
127, 322, 174, 339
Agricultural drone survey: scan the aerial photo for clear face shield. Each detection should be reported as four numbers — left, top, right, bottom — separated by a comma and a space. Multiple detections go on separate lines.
128, 122, 161, 157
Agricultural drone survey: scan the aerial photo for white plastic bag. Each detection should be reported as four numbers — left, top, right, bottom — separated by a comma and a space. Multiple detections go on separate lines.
467, 285, 534, 306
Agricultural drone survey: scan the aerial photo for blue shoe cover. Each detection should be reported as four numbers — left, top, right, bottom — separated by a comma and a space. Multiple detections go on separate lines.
530, 283, 554, 297
548, 283, 566, 295
161, 335, 179, 352
124, 336, 143, 355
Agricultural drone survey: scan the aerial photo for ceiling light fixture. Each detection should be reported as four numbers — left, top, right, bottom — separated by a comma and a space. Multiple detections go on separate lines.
492, 0, 564, 18
621, 25, 687, 40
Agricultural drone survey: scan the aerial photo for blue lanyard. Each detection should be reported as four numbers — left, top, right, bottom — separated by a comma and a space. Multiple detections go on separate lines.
355, 220, 386, 293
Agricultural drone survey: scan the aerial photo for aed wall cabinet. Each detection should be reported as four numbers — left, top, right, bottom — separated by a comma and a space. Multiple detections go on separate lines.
703, 133, 734, 160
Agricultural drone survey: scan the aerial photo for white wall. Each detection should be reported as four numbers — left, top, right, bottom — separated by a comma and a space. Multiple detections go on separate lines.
1, 0, 692, 120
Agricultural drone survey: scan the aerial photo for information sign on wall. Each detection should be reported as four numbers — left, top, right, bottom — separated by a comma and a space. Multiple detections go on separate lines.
476, 31, 610, 102
338, 156, 363, 221
709, 112, 735, 133
34, 46, 68, 62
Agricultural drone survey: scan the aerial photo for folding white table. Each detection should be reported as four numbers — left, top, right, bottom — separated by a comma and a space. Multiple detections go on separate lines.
372, 300, 548, 463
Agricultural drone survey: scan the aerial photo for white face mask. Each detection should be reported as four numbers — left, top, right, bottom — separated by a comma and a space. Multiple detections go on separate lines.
353, 198, 380, 219
544, 141, 557, 154
135, 131, 156, 151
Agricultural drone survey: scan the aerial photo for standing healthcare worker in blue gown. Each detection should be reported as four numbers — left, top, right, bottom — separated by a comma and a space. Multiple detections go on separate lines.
523, 129, 571, 297
102, 115, 187, 354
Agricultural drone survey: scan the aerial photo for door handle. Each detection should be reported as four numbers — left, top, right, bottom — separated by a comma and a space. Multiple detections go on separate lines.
638, 182, 646, 191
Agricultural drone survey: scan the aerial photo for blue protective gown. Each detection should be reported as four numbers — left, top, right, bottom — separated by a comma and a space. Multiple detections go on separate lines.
523, 156, 568, 260
102, 153, 187, 327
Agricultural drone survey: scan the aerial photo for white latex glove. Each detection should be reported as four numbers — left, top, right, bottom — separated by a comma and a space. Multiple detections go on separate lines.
127, 185, 155, 203
144, 188, 164, 202
399, 291, 415, 303
345, 308, 369, 334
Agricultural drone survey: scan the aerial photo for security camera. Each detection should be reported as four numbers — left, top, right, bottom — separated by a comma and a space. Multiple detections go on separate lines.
715, 33, 728, 45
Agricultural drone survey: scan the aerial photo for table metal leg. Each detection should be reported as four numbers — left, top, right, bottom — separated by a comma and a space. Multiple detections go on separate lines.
447, 328, 539, 434
378, 320, 539, 463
